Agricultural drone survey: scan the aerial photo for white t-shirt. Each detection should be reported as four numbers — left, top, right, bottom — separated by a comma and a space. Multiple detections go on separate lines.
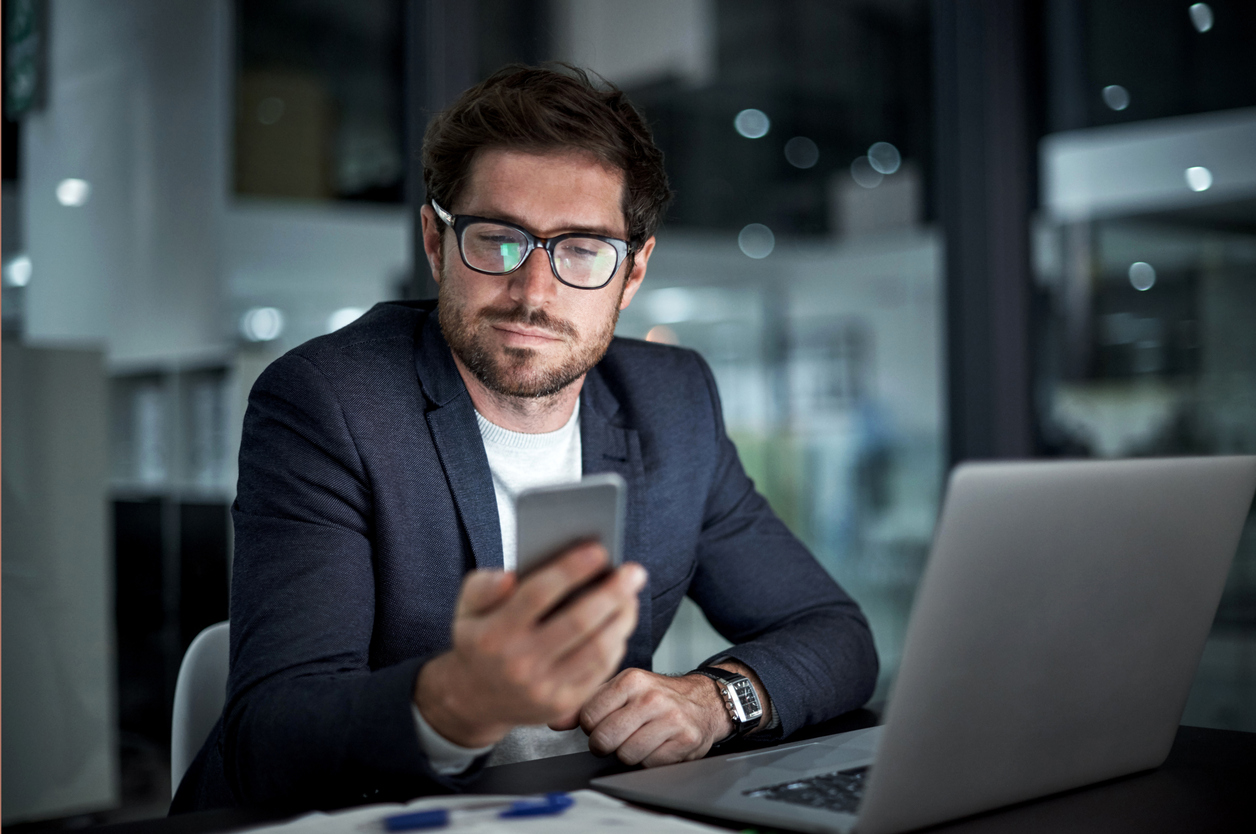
476, 401, 583, 572
413, 402, 589, 774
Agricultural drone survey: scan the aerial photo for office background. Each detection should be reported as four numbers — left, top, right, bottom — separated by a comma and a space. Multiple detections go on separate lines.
3, 0, 1254, 825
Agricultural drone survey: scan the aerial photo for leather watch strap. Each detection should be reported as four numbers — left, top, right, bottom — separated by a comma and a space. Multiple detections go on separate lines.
692, 666, 763, 742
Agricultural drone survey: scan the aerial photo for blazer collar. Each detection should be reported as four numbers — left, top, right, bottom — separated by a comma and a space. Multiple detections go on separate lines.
413, 307, 504, 571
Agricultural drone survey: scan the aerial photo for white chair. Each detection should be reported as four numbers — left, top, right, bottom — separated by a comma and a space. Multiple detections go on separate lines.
171, 620, 230, 798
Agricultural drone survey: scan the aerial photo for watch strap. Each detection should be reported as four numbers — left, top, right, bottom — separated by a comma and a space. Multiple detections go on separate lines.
694, 666, 741, 686
692, 666, 762, 742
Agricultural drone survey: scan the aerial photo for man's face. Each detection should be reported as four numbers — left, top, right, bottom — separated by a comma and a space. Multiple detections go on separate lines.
422, 148, 652, 399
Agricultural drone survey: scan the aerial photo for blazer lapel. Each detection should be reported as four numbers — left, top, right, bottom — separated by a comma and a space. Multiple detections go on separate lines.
414, 312, 504, 571
581, 366, 654, 669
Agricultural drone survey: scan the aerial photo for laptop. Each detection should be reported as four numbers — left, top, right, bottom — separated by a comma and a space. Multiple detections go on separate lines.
593, 456, 1256, 834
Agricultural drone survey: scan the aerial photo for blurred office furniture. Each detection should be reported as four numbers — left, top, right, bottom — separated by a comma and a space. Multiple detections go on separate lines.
171, 621, 231, 798
1, 341, 117, 824
110, 366, 233, 792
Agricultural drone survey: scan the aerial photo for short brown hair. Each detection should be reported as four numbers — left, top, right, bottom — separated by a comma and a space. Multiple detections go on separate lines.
422, 64, 672, 253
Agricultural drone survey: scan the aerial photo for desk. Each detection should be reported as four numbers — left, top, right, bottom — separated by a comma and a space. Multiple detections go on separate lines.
84, 721, 1255, 834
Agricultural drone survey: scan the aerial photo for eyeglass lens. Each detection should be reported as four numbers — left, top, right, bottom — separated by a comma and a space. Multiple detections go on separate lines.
461, 221, 618, 287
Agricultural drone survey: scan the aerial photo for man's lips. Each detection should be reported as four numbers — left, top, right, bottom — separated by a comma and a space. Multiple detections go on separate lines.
492, 323, 563, 343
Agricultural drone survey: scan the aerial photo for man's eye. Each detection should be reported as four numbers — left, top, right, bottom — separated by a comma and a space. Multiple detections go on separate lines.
563, 241, 602, 258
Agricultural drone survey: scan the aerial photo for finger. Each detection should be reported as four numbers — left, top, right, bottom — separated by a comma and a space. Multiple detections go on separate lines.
616, 719, 704, 767
581, 671, 673, 755
575, 676, 631, 741
536, 562, 646, 659
585, 700, 648, 757
505, 543, 611, 623
456, 570, 515, 618
575, 665, 649, 737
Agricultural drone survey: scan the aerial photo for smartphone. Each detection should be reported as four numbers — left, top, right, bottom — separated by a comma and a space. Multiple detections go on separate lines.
515, 473, 626, 578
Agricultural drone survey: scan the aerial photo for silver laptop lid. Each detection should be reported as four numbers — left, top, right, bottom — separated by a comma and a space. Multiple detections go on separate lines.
857, 456, 1256, 834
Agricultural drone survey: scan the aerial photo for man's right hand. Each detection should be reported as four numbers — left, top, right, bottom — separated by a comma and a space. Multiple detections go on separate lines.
413, 544, 646, 749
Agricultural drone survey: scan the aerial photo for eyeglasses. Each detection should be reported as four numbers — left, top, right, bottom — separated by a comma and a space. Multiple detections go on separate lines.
431, 200, 631, 290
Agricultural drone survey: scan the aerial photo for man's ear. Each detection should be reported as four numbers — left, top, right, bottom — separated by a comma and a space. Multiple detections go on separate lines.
419, 204, 444, 283
619, 236, 655, 311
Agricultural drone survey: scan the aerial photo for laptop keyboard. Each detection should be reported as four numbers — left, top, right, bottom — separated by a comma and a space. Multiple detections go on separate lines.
743, 766, 870, 815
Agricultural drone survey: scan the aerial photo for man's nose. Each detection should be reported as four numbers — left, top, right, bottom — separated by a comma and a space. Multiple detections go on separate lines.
509, 246, 557, 308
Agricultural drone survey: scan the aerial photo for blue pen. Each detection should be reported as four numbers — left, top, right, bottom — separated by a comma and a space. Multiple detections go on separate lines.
383, 792, 574, 830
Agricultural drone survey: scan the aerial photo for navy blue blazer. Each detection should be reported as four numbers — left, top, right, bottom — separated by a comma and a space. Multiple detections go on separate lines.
174, 300, 877, 812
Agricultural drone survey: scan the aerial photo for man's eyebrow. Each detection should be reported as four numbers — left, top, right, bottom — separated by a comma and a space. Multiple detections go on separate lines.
471, 208, 625, 240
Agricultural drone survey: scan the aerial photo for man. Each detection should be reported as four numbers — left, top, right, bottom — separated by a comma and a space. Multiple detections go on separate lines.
176, 65, 876, 812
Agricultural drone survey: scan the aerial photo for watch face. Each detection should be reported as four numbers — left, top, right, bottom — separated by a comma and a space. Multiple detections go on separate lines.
730, 678, 762, 723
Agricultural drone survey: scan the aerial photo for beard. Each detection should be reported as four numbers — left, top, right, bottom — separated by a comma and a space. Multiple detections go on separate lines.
438, 269, 623, 400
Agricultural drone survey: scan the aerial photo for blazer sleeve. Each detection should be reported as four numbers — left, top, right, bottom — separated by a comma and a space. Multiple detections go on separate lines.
684, 352, 879, 738
224, 353, 485, 809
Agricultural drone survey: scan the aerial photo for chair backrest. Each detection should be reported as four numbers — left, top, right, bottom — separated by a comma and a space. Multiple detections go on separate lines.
171, 620, 230, 798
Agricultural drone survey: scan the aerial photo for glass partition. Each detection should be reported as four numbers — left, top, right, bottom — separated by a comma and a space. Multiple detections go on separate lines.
1034, 205, 1256, 731
1038, 0, 1256, 730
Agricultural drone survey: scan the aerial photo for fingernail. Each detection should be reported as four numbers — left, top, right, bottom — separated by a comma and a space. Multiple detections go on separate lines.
627, 564, 647, 590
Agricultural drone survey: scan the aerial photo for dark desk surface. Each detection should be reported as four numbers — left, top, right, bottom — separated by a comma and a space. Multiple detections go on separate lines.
84, 719, 1256, 834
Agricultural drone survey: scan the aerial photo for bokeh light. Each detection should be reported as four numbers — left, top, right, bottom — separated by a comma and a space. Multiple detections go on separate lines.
850, 157, 883, 189
240, 307, 285, 342
1185, 166, 1213, 192
1128, 262, 1156, 291
734, 108, 770, 139
56, 178, 92, 207
784, 137, 820, 169
738, 223, 775, 259
867, 142, 901, 174
1102, 85, 1130, 111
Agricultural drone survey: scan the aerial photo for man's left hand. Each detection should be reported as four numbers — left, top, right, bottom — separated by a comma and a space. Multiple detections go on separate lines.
551, 665, 766, 766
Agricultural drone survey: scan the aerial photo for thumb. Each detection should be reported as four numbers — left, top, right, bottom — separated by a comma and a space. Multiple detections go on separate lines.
547, 710, 580, 731
457, 570, 515, 618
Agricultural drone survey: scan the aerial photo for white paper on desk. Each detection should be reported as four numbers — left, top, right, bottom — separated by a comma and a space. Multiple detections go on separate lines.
240, 789, 725, 834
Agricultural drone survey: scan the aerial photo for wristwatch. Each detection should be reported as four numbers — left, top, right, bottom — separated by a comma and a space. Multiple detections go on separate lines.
692, 666, 763, 743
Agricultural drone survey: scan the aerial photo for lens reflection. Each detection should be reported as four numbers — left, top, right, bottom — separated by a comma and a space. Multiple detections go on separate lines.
464, 223, 529, 272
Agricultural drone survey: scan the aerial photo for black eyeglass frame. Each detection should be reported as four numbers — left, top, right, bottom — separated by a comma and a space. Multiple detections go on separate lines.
431, 199, 632, 290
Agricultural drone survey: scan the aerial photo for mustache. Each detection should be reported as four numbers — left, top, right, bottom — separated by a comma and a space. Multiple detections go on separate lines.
478, 304, 579, 339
